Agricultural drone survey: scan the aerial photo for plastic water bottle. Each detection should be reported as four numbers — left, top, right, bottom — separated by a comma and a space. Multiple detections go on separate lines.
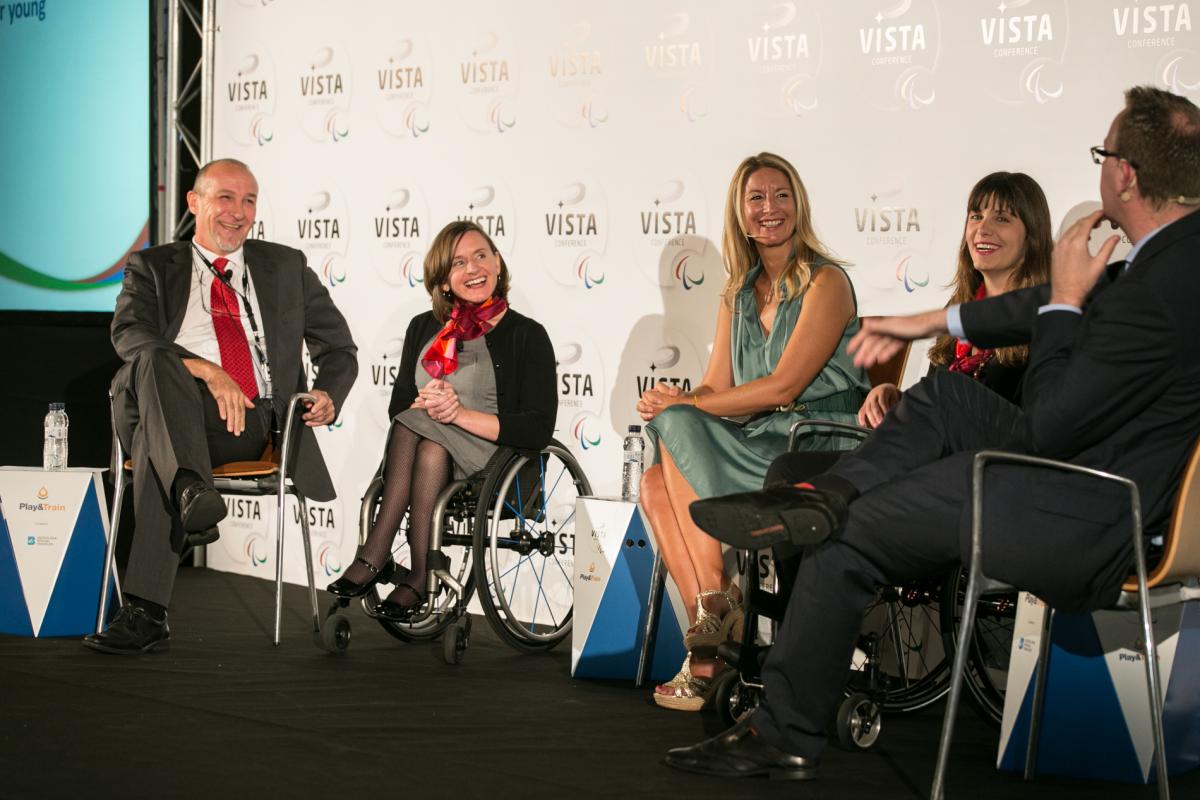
43, 402, 68, 471
621, 425, 644, 502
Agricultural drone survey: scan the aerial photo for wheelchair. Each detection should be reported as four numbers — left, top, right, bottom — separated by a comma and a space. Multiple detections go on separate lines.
708, 420, 1015, 749
325, 437, 591, 663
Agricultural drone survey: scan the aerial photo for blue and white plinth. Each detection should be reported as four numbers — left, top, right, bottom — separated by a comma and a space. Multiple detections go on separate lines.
572, 497, 688, 682
999, 592, 1200, 783
0, 467, 114, 637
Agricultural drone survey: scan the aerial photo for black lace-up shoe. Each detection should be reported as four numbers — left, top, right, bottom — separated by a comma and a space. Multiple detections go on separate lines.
82, 605, 170, 655
178, 482, 226, 533
664, 718, 819, 780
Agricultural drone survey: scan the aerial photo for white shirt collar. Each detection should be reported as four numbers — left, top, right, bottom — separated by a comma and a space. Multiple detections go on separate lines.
192, 240, 246, 274
1124, 223, 1167, 268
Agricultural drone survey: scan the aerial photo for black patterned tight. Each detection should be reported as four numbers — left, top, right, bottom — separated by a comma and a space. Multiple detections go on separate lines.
343, 422, 452, 603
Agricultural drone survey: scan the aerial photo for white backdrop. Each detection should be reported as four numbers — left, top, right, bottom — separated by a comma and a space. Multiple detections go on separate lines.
203, 0, 1198, 584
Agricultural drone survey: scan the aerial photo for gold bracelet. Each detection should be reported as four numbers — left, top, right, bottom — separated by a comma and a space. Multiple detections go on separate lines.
692, 394, 700, 409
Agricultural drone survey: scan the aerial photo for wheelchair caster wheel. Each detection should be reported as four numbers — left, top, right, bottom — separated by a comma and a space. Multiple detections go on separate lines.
837, 692, 881, 750
713, 670, 761, 728
442, 615, 471, 664
317, 613, 351, 654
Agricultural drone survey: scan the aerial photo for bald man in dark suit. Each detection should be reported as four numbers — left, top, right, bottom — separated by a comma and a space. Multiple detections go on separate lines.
86, 159, 357, 655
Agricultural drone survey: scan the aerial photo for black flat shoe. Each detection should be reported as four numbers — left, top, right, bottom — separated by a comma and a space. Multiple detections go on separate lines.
663, 717, 819, 780
326, 557, 397, 598
688, 485, 848, 550
178, 482, 227, 533
82, 605, 170, 655
374, 583, 427, 621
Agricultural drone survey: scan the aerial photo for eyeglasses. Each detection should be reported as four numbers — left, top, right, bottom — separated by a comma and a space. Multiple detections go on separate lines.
1090, 146, 1139, 170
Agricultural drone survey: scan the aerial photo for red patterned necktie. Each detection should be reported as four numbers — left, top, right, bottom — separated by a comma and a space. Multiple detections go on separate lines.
209, 257, 259, 400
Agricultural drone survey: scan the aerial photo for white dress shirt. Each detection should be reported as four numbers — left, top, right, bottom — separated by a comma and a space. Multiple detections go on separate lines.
174, 241, 270, 397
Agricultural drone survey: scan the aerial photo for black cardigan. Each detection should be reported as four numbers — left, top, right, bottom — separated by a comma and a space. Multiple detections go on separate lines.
387, 308, 557, 452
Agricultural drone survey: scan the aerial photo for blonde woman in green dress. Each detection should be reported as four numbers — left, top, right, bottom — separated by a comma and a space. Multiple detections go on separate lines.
636, 152, 869, 710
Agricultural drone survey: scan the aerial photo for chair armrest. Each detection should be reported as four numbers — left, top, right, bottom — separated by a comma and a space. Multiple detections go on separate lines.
787, 418, 871, 452
277, 392, 316, 478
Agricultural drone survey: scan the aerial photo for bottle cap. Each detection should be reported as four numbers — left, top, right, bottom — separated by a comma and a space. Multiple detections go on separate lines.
627, 425, 641, 433
49, 402, 65, 411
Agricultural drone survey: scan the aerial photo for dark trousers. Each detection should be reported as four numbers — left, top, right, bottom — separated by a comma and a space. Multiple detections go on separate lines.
115, 348, 270, 607
751, 370, 1026, 757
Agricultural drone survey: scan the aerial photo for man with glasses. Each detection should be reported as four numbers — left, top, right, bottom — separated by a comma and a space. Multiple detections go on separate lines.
665, 86, 1200, 779
86, 159, 358, 655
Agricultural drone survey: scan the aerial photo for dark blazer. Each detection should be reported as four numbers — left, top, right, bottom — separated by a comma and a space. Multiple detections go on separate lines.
959, 210, 1200, 611
110, 240, 358, 502
388, 308, 557, 453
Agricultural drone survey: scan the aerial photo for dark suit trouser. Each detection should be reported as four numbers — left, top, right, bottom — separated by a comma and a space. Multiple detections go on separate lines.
118, 348, 270, 607
750, 370, 1026, 757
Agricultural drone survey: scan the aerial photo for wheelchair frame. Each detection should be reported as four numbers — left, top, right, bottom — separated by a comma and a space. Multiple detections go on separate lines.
327, 437, 591, 662
711, 419, 1015, 748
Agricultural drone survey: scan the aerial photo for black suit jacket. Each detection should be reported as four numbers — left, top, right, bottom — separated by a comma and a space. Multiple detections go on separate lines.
958, 210, 1200, 611
111, 239, 358, 502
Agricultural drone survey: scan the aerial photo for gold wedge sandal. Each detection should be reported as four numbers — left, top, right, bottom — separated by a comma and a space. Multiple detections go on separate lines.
683, 589, 744, 655
652, 654, 716, 711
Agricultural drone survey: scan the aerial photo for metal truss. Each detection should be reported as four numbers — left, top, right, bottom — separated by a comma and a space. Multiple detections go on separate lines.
156, 0, 213, 245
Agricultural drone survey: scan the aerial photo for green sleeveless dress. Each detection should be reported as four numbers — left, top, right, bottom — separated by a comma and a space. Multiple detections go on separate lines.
644, 262, 869, 497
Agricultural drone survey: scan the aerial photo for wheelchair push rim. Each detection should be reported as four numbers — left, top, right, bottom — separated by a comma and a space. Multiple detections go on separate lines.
473, 441, 591, 651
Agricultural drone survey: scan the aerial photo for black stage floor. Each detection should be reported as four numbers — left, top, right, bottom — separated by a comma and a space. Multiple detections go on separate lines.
1, 568, 1191, 799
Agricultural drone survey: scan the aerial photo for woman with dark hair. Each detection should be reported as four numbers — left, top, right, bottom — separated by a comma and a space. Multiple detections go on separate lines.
635, 152, 869, 709
326, 220, 556, 619
857, 171, 1053, 427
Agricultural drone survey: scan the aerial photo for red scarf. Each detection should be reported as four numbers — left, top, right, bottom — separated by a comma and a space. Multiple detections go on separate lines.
421, 296, 508, 378
948, 284, 994, 378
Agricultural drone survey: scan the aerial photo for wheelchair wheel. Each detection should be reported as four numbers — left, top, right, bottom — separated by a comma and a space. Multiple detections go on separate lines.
939, 565, 1015, 726
472, 440, 591, 652
837, 692, 882, 750
849, 579, 952, 713
356, 475, 475, 643
712, 669, 762, 728
441, 615, 472, 665
317, 613, 351, 654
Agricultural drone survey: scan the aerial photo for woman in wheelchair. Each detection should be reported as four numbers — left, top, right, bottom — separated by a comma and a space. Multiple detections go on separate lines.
326, 220, 556, 621
856, 170, 1052, 429
634, 152, 870, 709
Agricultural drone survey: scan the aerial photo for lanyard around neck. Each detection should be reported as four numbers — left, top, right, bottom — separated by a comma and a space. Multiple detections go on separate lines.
191, 244, 274, 398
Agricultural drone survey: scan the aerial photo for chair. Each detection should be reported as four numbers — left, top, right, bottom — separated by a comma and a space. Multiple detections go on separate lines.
96, 392, 346, 651
930, 439, 1200, 800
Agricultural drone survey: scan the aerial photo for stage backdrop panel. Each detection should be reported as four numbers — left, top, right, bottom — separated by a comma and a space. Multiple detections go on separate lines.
207, 0, 1199, 585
